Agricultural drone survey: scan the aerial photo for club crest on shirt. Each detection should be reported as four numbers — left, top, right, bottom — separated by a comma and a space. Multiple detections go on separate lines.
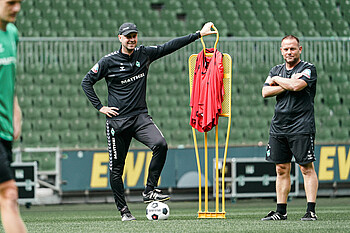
301, 69, 311, 79
91, 63, 99, 73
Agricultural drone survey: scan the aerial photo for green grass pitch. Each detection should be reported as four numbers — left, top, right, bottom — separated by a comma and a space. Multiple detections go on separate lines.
11, 197, 350, 233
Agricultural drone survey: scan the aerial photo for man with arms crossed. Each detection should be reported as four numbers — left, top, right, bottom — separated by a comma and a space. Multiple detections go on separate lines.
82, 22, 216, 221
261, 35, 318, 221
0, 0, 27, 232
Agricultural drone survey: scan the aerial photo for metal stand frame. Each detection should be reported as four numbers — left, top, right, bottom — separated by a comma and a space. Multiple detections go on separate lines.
188, 26, 232, 218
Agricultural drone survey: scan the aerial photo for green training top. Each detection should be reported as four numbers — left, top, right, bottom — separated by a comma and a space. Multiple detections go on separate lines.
0, 23, 18, 141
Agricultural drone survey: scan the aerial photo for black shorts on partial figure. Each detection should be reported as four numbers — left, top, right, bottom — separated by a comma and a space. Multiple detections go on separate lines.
0, 138, 14, 183
266, 134, 316, 165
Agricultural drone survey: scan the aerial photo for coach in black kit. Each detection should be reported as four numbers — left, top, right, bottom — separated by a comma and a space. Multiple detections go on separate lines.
82, 22, 216, 221
261, 35, 318, 221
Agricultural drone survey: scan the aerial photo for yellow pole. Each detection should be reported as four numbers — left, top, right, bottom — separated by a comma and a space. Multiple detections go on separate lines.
215, 125, 219, 212
204, 132, 208, 213
192, 128, 202, 213
221, 115, 231, 213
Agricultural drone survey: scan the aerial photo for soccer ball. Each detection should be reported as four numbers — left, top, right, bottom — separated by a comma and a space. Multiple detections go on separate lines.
146, 201, 169, 220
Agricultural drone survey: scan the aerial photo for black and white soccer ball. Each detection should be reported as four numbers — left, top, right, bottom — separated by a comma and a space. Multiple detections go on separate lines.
146, 201, 169, 220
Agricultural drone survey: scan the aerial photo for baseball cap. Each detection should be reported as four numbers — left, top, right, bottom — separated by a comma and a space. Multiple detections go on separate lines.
118, 23, 138, 35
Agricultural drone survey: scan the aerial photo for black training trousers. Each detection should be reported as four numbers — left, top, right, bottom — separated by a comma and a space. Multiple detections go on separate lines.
106, 113, 168, 211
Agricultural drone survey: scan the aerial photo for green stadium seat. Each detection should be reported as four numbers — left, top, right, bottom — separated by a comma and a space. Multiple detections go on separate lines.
52, 0, 67, 9
50, 19, 67, 35
88, 119, 105, 133
251, 0, 269, 11
298, 20, 315, 35
36, 74, 52, 86
41, 132, 60, 147
171, 130, 191, 146
245, 19, 264, 35
332, 105, 349, 118
60, 108, 79, 120
80, 131, 99, 148
68, 0, 84, 10
333, 128, 349, 142
322, 116, 340, 128
70, 119, 88, 132
233, 118, 250, 130
332, 72, 348, 84
24, 85, 41, 98
323, 94, 341, 107
42, 85, 61, 97
233, 0, 252, 9
51, 119, 70, 133
315, 105, 331, 118
250, 117, 269, 130
244, 128, 264, 144
338, 83, 350, 95
21, 121, 32, 135
342, 116, 350, 128
324, 62, 341, 73
342, 94, 350, 106
44, 63, 60, 74
239, 8, 256, 21
151, 107, 170, 119
32, 96, 50, 109
152, 84, 168, 96
217, 0, 234, 11
320, 83, 338, 95
85, 0, 100, 10
316, 128, 332, 142
262, 20, 281, 36
161, 118, 179, 131
51, 96, 69, 110
32, 119, 50, 133
104, 0, 118, 10
59, 9, 75, 21
42, 108, 60, 120
21, 132, 41, 148
259, 106, 274, 118
60, 132, 79, 148
23, 108, 41, 121
229, 129, 244, 145
341, 62, 350, 72
68, 19, 84, 31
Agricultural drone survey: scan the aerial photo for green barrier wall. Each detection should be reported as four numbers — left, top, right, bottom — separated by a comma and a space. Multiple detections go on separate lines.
61, 145, 350, 192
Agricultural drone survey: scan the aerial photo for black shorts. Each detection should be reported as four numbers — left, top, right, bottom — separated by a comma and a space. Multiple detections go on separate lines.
0, 138, 14, 183
266, 134, 315, 165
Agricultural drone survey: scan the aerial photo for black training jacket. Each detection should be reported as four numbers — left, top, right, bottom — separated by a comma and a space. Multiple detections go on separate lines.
81, 32, 201, 119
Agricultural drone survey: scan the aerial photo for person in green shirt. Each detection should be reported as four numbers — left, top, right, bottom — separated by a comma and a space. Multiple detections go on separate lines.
0, 0, 27, 232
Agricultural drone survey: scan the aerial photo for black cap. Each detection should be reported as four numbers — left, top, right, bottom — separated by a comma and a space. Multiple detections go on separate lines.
118, 23, 138, 35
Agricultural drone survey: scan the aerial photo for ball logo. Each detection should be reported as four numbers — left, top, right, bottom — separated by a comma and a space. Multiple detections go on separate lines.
151, 202, 158, 208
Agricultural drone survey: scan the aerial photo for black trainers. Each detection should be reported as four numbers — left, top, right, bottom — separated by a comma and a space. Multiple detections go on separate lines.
120, 206, 136, 221
142, 189, 170, 203
301, 211, 317, 221
261, 211, 287, 221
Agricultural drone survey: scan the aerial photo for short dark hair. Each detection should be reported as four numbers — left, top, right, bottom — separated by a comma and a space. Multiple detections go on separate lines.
281, 35, 300, 45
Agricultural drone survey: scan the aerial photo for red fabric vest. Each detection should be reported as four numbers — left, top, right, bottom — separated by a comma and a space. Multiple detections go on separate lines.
190, 48, 224, 132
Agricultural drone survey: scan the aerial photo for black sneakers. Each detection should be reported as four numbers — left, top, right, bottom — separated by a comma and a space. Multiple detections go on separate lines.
301, 211, 318, 221
261, 211, 287, 221
142, 189, 170, 203
120, 206, 136, 221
